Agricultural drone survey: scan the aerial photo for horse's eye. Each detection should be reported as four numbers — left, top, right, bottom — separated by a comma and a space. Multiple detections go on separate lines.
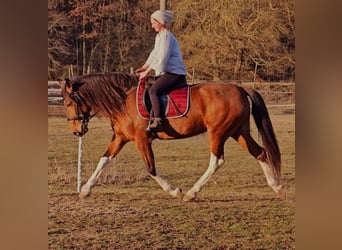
65, 100, 72, 107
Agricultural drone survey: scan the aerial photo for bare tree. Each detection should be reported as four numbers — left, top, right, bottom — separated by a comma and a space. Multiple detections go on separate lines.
48, 0, 73, 79
48, 0, 294, 82
173, 0, 295, 81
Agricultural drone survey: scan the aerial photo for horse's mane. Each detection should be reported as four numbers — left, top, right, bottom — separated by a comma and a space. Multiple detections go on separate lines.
72, 72, 138, 118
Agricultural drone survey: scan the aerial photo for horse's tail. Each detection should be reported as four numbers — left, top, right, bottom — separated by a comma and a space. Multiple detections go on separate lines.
243, 87, 281, 178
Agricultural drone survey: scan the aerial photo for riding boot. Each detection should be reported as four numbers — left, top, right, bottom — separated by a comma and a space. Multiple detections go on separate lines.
148, 117, 163, 132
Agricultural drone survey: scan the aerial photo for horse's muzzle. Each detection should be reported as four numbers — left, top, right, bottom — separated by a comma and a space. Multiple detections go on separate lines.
73, 131, 84, 137
73, 123, 88, 137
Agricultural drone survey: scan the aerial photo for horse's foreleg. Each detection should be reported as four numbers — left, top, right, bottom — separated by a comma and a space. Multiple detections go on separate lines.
79, 135, 126, 198
79, 156, 112, 198
150, 175, 183, 199
136, 140, 183, 200
183, 152, 225, 202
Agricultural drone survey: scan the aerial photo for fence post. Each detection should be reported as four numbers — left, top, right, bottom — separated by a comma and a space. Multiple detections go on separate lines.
160, 0, 168, 10
70, 64, 74, 78
253, 63, 258, 82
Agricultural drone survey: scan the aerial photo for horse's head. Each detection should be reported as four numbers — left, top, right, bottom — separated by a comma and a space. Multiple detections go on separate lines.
59, 78, 92, 137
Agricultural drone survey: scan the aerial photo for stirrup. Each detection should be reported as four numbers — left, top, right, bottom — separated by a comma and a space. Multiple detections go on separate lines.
147, 119, 163, 132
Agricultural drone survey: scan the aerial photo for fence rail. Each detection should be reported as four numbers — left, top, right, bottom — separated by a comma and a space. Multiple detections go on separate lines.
48, 81, 295, 112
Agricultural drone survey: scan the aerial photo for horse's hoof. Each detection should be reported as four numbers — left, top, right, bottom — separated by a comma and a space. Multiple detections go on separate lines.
174, 188, 184, 200
183, 191, 196, 202
79, 192, 90, 198
275, 185, 286, 199
79, 185, 91, 198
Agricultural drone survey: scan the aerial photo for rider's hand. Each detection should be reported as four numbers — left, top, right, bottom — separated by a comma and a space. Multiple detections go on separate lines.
135, 67, 145, 77
139, 70, 148, 80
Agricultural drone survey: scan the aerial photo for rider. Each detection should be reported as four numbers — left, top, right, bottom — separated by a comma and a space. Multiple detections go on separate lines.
135, 9, 187, 132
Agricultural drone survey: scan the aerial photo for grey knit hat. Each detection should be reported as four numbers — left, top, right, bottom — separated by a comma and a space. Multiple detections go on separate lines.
151, 10, 173, 25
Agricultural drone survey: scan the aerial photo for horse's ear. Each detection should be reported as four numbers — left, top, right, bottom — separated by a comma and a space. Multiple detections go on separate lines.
65, 78, 71, 88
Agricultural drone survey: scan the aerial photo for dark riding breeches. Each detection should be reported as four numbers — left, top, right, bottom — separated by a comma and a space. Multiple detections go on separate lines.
148, 73, 187, 118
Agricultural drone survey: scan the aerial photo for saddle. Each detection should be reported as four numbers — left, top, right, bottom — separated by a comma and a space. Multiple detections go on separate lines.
136, 77, 190, 120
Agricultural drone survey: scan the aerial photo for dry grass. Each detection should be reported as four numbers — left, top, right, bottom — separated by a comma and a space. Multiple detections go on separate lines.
48, 107, 295, 249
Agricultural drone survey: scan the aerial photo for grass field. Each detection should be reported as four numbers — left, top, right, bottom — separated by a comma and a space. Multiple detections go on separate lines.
48, 107, 295, 249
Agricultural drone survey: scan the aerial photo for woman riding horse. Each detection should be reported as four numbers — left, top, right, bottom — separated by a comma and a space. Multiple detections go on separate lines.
135, 10, 187, 132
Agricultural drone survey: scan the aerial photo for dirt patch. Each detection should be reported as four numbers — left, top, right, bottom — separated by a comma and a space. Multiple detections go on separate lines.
48, 112, 295, 249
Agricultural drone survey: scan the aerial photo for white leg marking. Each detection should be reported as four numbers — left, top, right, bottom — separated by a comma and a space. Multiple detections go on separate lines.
151, 174, 172, 192
258, 160, 283, 194
151, 174, 183, 200
79, 156, 112, 198
184, 153, 224, 201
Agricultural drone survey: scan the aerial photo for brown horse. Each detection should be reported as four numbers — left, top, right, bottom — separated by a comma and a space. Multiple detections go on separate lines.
59, 72, 283, 201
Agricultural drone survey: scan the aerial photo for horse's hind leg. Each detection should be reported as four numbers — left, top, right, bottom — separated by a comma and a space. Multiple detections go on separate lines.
135, 139, 183, 200
233, 131, 283, 196
79, 135, 126, 198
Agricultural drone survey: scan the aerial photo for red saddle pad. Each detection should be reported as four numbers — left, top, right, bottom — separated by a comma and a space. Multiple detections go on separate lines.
136, 78, 190, 120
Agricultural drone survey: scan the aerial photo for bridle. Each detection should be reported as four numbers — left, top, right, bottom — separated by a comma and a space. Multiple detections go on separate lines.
65, 90, 96, 130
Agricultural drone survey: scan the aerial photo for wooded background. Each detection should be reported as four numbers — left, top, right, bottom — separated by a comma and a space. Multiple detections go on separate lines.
48, 0, 295, 82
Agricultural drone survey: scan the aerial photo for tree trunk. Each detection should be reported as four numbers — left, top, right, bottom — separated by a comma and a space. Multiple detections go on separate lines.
82, 15, 86, 75
160, 0, 167, 10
